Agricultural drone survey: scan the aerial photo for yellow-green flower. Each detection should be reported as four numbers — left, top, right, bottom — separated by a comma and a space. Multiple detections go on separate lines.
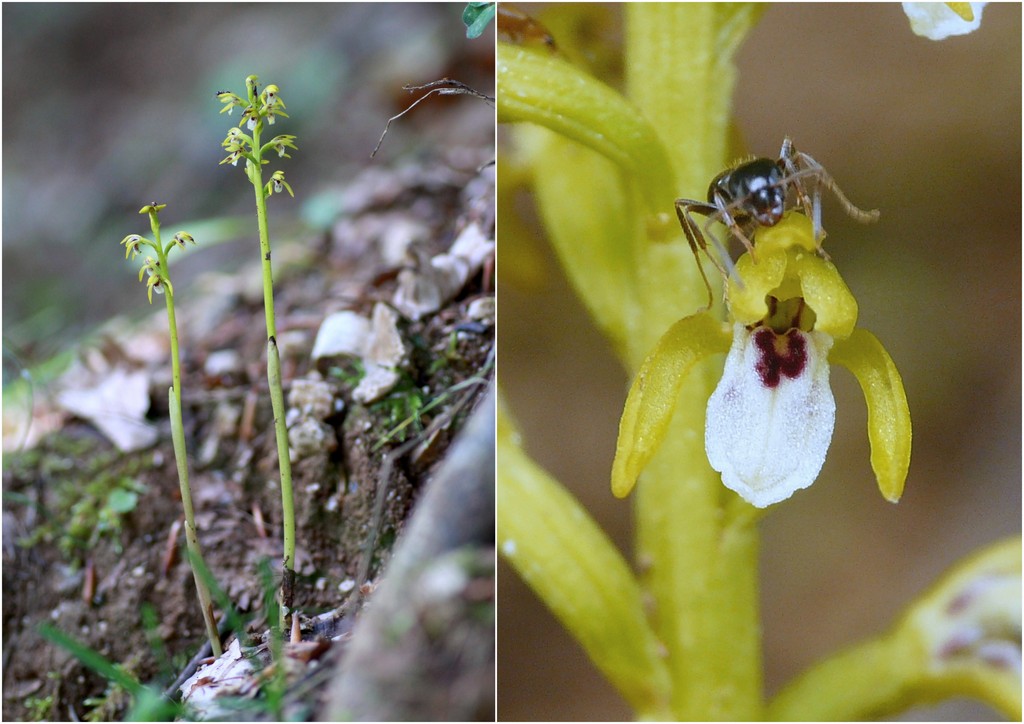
120, 233, 144, 260
138, 202, 166, 215
171, 231, 195, 249
265, 170, 294, 198
266, 134, 297, 159
146, 272, 168, 303
137, 256, 171, 303
245, 74, 260, 99
222, 127, 249, 149
612, 212, 911, 508
900, 536, 1021, 710
264, 105, 289, 126
260, 84, 289, 126
242, 104, 259, 131
216, 90, 246, 116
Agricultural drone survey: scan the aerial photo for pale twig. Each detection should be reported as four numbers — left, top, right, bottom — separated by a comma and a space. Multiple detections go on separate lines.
370, 79, 495, 158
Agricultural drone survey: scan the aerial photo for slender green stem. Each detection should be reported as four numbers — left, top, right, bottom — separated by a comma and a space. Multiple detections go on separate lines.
624, 5, 763, 719
168, 387, 222, 657
150, 212, 223, 657
248, 122, 296, 617
266, 336, 295, 604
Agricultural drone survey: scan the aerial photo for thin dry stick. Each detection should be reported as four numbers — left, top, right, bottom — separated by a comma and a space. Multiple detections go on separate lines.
371, 79, 495, 158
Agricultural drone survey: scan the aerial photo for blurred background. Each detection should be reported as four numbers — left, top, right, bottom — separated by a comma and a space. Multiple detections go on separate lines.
498, 3, 1020, 721
2, 3, 494, 378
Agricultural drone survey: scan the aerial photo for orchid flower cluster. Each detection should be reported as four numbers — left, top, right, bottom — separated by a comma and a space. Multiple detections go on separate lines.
216, 77, 297, 198
119, 203, 222, 656
120, 203, 194, 303
216, 75, 298, 622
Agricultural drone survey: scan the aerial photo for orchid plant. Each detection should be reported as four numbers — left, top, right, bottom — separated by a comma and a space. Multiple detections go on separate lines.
120, 203, 222, 657
497, 4, 1019, 721
216, 76, 298, 621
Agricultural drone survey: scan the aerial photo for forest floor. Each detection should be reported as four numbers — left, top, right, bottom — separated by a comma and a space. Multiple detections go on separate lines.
2, 147, 495, 721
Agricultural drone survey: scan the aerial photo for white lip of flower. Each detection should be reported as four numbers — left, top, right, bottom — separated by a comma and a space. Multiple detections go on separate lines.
706, 323, 835, 507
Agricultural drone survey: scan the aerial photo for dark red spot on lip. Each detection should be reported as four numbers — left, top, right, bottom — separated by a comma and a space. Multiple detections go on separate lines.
753, 328, 808, 388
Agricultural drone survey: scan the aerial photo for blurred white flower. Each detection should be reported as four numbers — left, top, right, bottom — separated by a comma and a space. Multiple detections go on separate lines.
902, 2, 986, 40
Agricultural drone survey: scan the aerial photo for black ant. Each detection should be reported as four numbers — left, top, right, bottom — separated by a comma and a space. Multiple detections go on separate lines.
675, 137, 879, 309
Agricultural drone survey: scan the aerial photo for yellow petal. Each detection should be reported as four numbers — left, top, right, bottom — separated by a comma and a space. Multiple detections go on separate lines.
830, 328, 911, 502
752, 211, 818, 255
945, 2, 974, 21
789, 252, 858, 339
727, 213, 859, 338
727, 246, 789, 327
611, 312, 730, 498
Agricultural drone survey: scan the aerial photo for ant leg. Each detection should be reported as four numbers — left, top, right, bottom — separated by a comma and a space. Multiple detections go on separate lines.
780, 137, 813, 209
710, 191, 756, 261
692, 201, 740, 277
787, 150, 827, 243
811, 182, 824, 246
780, 136, 795, 161
793, 151, 880, 225
779, 145, 820, 235
789, 168, 828, 253
675, 199, 718, 310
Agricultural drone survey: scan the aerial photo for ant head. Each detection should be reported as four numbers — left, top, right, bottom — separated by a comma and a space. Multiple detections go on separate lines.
746, 177, 786, 227
717, 158, 787, 227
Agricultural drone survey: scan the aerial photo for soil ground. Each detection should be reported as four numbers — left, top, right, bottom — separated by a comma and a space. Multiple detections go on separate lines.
2, 149, 494, 721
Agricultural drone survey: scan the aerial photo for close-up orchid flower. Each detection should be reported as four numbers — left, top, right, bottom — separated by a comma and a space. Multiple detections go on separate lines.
497, 3, 1019, 721
613, 212, 911, 509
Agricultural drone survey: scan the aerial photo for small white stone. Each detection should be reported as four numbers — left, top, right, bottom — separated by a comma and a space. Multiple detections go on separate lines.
311, 311, 371, 360
204, 349, 242, 377
288, 376, 335, 420
466, 296, 495, 325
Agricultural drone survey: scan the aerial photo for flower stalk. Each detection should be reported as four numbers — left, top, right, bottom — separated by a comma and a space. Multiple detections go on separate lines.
122, 203, 222, 656
623, 6, 764, 719
218, 76, 297, 621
